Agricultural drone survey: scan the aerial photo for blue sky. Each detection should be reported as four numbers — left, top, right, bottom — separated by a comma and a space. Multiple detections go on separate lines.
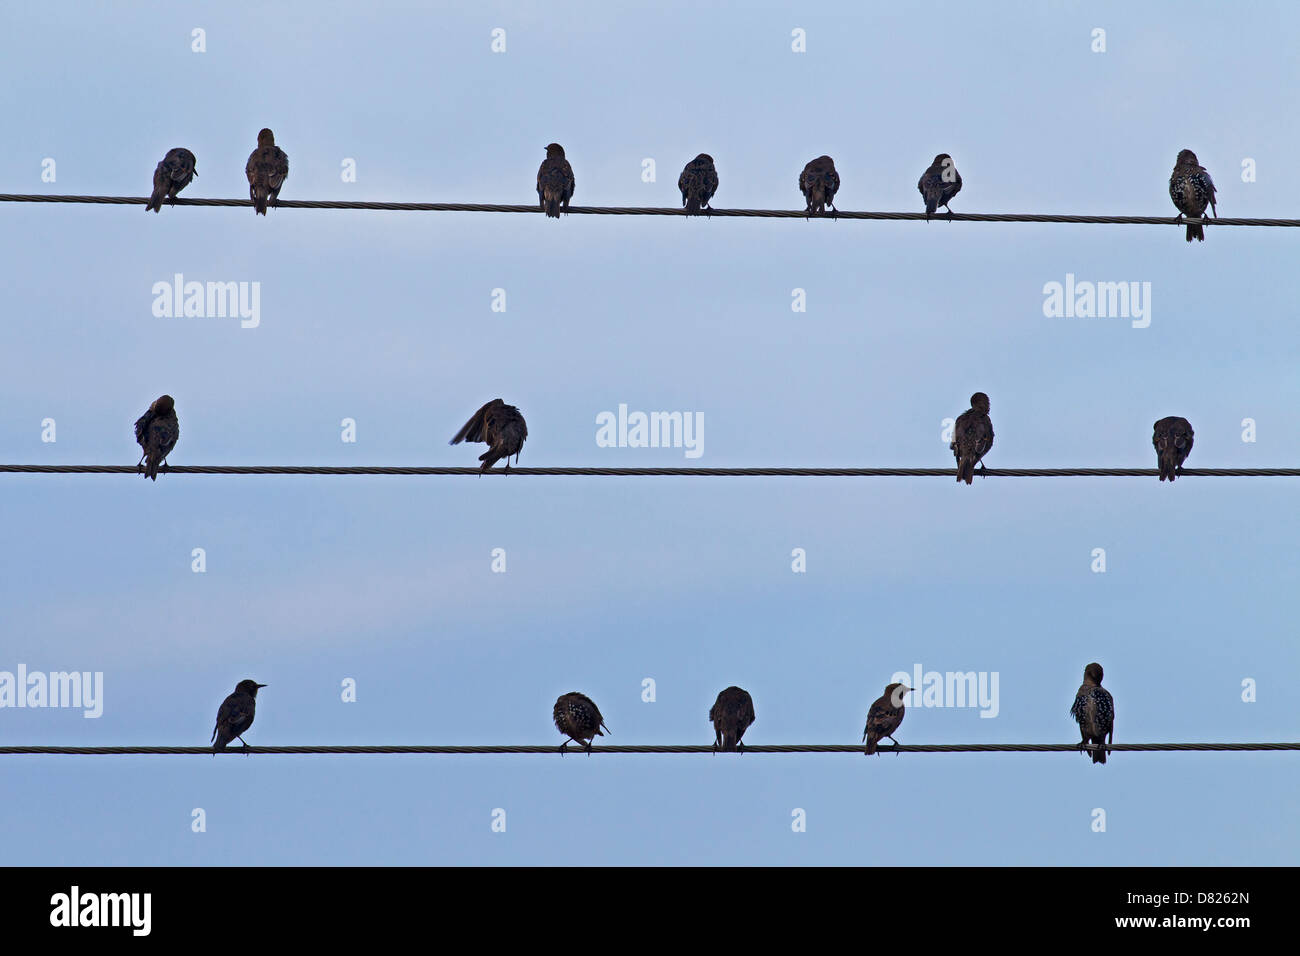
1, 0, 1297, 865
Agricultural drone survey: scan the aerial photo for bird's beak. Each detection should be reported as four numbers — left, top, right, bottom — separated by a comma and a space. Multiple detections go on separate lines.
256, 683, 268, 689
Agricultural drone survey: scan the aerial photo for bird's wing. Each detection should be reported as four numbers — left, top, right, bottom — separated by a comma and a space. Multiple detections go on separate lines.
450, 400, 500, 445
133, 412, 151, 444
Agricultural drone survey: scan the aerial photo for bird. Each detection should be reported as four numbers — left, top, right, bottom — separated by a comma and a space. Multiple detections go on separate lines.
918, 152, 962, 220
536, 143, 575, 218
211, 679, 267, 753
678, 153, 719, 216
951, 392, 994, 484
145, 148, 197, 212
553, 691, 609, 754
1168, 149, 1217, 242
449, 398, 527, 471
1069, 663, 1114, 765
799, 155, 840, 218
133, 395, 179, 481
1152, 416, 1194, 481
245, 128, 289, 215
863, 682, 912, 755
709, 686, 755, 752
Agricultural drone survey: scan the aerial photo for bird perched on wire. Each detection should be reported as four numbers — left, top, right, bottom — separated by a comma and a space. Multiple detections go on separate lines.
709, 686, 755, 752
799, 155, 840, 218
1070, 663, 1113, 765
211, 679, 267, 753
1152, 416, 1194, 482
1168, 149, 1216, 242
951, 392, 994, 484
245, 128, 289, 215
133, 394, 179, 481
553, 691, 609, 755
678, 153, 719, 216
863, 682, 912, 755
449, 398, 527, 472
536, 143, 575, 218
918, 152, 962, 220
145, 147, 197, 213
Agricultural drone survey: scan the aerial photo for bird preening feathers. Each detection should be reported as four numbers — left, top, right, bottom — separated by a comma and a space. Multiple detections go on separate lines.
245, 128, 289, 215
1070, 663, 1114, 765
212, 679, 267, 753
553, 691, 609, 755
1169, 149, 1217, 242
951, 392, 994, 484
799, 155, 840, 218
133, 394, 179, 481
1152, 416, 1194, 481
145, 148, 197, 213
449, 399, 527, 472
864, 682, 912, 755
918, 153, 962, 220
678, 154, 719, 216
709, 686, 755, 752
537, 143, 575, 218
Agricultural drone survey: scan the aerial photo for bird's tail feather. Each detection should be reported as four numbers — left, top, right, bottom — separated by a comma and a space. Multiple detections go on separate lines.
1186, 223, 1204, 242
1091, 742, 1107, 764
251, 185, 268, 216
864, 735, 878, 755
146, 191, 164, 213
543, 189, 561, 218
685, 194, 700, 215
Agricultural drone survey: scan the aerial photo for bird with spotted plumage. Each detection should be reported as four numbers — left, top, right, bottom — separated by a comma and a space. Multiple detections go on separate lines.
799, 155, 840, 218
1069, 663, 1113, 765
245, 128, 289, 215
536, 143, 575, 218
553, 691, 609, 755
211, 679, 267, 754
145, 147, 197, 213
951, 392, 994, 484
918, 153, 962, 220
1168, 149, 1217, 242
449, 398, 527, 472
863, 682, 912, 755
709, 686, 755, 752
1152, 416, 1194, 482
133, 394, 179, 481
678, 153, 719, 216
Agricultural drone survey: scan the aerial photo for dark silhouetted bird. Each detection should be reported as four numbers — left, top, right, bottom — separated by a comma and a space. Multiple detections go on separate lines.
134, 395, 179, 481
678, 153, 719, 216
1152, 416, 1194, 481
245, 128, 289, 215
1070, 663, 1113, 765
553, 691, 608, 754
145, 148, 197, 213
211, 679, 267, 753
537, 143, 575, 218
951, 392, 994, 484
918, 152, 962, 220
450, 398, 527, 471
799, 155, 840, 218
709, 686, 755, 752
863, 682, 912, 755
1169, 149, 1217, 242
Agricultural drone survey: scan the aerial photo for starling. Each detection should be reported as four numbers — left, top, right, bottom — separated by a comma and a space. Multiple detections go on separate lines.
1152, 416, 1194, 482
245, 128, 289, 215
678, 153, 719, 216
918, 152, 962, 220
709, 686, 755, 752
211, 679, 267, 753
799, 155, 840, 218
1069, 663, 1113, 765
863, 682, 912, 755
145, 147, 197, 213
133, 394, 179, 481
553, 691, 609, 754
951, 392, 994, 484
1168, 149, 1217, 242
536, 143, 575, 218
449, 398, 527, 471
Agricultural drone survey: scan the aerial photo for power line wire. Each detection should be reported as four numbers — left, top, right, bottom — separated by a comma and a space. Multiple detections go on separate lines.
0, 194, 1291, 227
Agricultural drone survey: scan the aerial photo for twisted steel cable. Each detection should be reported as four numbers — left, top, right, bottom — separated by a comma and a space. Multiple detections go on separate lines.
2, 465, 1298, 477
